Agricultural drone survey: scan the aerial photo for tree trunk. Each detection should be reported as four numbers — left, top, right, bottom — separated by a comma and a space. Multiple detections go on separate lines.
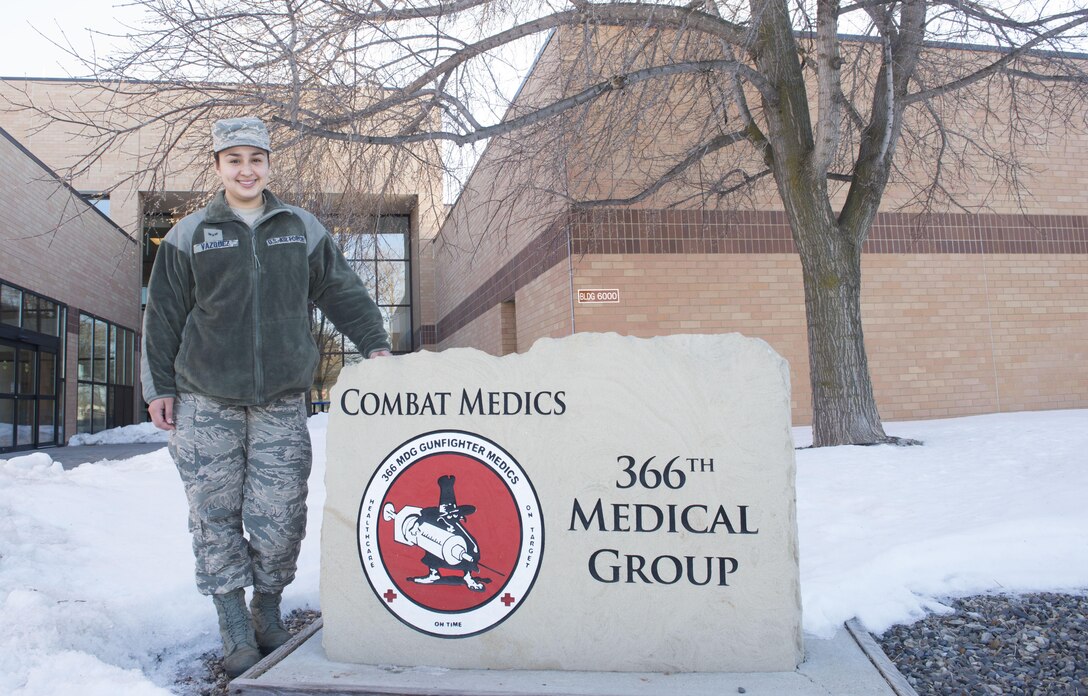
797, 221, 887, 446
746, 0, 890, 447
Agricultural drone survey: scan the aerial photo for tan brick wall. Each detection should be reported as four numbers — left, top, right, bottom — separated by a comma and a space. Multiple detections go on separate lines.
565, 251, 1088, 424
436, 262, 575, 356
532, 28, 1088, 218
0, 80, 205, 239
499, 301, 517, 355
513, 263, 575, 351
982, 256, 1088, 412
433, 160, 568, 324
436, 210, 1088, 423
862, 254, 1088, 420
440, 305, 504, 354
571, 253, 812, 417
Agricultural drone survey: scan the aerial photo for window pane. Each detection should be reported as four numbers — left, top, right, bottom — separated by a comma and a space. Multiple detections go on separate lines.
17, 349, 35, 394
376, 261, 409, 305
339, 233, 376, 261
38, 398, 55, 446
58, 308, 67, 378
57, 388, 65, 442
315, 326, 345, 358
352, 261, 378, 298
23, 294, 41, 333
38, 300, 60, 337
77, 383, 92, 433
117, 328, 126, 387
313, 352, 344, 402
0, 344, 14, 394
125, 330, 135, 386
92, 384, 107, 432
106, 385, 117, 430
378, 232, 406, 260
39, 351, 56, 396
1, 285, 21, 327
0, 398, 13, 448
93, 319, 108, 382
120, 330, 130, 386
378, 215, 410, 235
109, 326, 119, 385
382, 307, 413, 352
17, 400, 34, 446
79, 315, 94, 380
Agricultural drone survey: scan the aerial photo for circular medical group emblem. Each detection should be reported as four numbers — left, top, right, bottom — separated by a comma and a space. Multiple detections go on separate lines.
356, 430, 544, 638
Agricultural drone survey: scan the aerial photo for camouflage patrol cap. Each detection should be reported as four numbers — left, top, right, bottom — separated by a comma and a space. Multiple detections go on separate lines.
212, 117, 271, 153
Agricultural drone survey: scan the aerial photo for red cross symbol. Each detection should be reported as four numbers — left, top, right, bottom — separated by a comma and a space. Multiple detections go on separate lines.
501, 593, 516, 607
383, 589, 398, 603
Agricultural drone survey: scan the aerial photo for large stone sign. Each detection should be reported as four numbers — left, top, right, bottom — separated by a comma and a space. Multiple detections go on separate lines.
321, 332, 802, 673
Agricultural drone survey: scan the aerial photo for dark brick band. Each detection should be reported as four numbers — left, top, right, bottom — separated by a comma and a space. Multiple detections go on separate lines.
569, 209, 1088, 255
435, 208, 1088, 343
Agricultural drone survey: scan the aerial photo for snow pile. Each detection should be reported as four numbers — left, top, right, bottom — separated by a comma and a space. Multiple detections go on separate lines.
68, 422, 171, 446
0, 418, 328, 695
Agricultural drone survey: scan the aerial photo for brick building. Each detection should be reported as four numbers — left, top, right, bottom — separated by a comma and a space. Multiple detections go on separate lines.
0, 126, 141, 453
427, 31, 1088, 425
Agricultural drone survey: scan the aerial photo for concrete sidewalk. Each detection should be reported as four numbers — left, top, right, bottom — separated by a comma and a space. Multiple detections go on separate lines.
0, 442, 167, 469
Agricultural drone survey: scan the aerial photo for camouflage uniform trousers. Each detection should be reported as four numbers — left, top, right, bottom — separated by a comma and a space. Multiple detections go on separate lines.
169, 392, 312, 596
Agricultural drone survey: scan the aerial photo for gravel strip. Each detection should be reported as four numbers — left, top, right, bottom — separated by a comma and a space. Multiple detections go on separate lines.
877, 592, 1088, 696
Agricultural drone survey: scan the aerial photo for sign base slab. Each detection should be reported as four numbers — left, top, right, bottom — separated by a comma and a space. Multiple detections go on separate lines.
231, 618, 905, 696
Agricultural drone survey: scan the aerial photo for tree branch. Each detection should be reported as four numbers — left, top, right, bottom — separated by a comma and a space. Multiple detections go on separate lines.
906, 11, 1088, 104
932, 1, 1088, 33
401, 2, 747, 95
839, 0, 927, 242
569, 129, 750, 209
278, 59, 765, 145
812, 0, 844, 176
330, 0, 494, 23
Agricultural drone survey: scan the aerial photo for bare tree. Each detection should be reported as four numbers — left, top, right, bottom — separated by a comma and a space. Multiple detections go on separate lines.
9, 0, 1088, 445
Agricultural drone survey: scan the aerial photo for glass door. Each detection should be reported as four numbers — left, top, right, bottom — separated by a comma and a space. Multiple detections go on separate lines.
16, 347, 35, 447
0, 340, 61, 453
0, 341, 14, 450
37, 349, 59, 448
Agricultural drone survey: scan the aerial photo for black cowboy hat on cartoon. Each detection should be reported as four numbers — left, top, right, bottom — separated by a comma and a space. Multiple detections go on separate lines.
382, 475, 487, 592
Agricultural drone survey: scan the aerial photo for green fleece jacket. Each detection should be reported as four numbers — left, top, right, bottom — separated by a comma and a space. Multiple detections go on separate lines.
141, 190, 390, 406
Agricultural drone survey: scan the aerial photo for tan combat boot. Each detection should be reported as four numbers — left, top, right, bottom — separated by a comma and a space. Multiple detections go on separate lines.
250, 591, 293, 655
212, 588, 262, 678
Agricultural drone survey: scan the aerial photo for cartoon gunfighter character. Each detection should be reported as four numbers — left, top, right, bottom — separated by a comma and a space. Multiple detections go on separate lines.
382, 475, 487, 592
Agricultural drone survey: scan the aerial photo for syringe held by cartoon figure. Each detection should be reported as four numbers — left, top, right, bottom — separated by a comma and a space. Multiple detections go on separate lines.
382, 475, 499, 592
383, 503, 475, 565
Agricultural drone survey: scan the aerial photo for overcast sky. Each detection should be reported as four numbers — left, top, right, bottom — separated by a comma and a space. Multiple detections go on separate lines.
0, 1, 144, 78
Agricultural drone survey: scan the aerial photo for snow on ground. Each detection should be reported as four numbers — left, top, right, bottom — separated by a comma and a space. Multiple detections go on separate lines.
0, 410, 1086, 694
796, 409, 1088, 637
67, 423, 172, 446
